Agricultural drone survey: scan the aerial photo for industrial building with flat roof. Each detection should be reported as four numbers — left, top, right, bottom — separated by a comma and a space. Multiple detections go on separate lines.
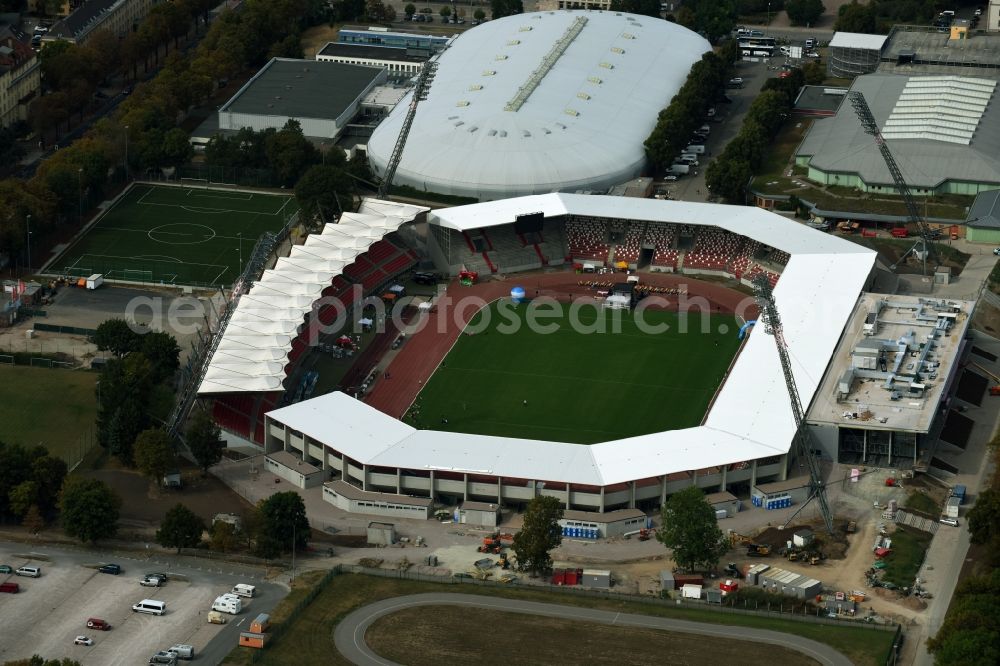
796, 73, 1000, 196
367, 11, 711, 200
316, 42, 430, 76
217, 58, 386, 139
807, 293, 974, 467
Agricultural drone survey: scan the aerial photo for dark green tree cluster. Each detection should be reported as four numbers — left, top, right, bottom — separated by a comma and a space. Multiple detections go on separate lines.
835, 0, 876, 32
609, 0, 663, 18
0, 442, 68, 525
785, 0, 824, 26
645, 52, 731, 173
736, 0, 785, 15
205, 120, 322, 188
656, 486, 728, 571
677, 0, 739, 42
5, 657, 83, 666
93, 321, 180, 465
490, 0, 524, 20
186, 408, 225, 475
705, 69, 802, 202
156, 503, 206, 553
512, 495, 563, 575
59, 477, 122, 543
249, 491, 311, 559
927, 568, 1000, 664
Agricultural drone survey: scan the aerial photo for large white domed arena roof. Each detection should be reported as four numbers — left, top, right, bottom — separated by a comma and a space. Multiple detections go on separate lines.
367, 11, 711, 201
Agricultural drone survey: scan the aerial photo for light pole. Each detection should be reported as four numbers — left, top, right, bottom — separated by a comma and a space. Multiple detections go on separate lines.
78, 168, 84, 224
25, 214, 31, 276
124, 125, 129, 181
767, 2, 771, 25
237, 232, 242, 274
291, 522, 296, 583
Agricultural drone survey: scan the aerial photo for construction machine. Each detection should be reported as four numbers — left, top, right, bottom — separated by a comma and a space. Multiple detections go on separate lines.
809, 555, 821, 565
638, 528, 651, 541
477, 533, 503, 554
724, 562, 743, 579
728, 531, 754, 547
498, 552, 510, 570
747, 543, 771, 557
787, 551, 799, 562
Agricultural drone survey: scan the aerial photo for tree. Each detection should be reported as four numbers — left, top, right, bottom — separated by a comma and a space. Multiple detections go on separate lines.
404, 3, 415, 18
209, 519, 240, 553
22, 505, 45, 534
134, 428, 175, 484
490, 0, 523, 20
835, 0, 877, 33
60, 477, 121, 544
92, 318, 141, 358
256, 491, 310, 558
156, 503, 205, 553
186, 409, 224, 474
31, 455, 67, 518
265, 119, 320, 187
688, 0, 738, 42
0, 441, 42, 519
609, 0, 661, 18
295, 163, 353, 223
705, 157, 753, 203
512, 495, 563, 575
440, 5, 450, 19
966, 488, 1000, 546
9, 480, 39, 518
801, 60, 825, 86
474, 8, 486, 21
656, 487, 728, 572
785, 0, 824, 27
140, 330, 180, 383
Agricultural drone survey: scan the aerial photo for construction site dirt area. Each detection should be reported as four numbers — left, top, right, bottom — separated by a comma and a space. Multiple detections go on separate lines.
364, 605, 819, 666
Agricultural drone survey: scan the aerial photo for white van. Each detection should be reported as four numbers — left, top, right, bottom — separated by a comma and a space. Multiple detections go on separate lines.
15, 565, 40, 577
212, 595, 242, 615
132, 599, 166, 615
231, 583, 256, 598
939, 517, 959, 527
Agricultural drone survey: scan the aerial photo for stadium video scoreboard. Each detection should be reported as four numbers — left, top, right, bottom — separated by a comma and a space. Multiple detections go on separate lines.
514, 211, 544, 234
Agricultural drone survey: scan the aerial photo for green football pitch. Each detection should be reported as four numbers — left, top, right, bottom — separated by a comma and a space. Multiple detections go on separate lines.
408, 301, 742, 444
51, 184, 297, 286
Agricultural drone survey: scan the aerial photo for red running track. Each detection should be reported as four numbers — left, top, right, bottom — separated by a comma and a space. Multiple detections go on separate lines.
363, 270, 756, 419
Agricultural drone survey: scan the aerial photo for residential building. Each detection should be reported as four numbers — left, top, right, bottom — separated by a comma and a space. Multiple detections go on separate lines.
0, 28, 40, 127
46, 0, 158, 45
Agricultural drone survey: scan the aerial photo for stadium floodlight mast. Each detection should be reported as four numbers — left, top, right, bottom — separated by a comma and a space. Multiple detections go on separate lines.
377, 57, 441, 200
752, 273, 835, 535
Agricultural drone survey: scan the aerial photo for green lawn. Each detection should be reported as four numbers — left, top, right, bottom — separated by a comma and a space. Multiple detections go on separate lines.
882, 525, 933, 589
50, 184, 297, 287
407, 301, 741, 443
223, 573, 897, 666
0, 366, 97, 464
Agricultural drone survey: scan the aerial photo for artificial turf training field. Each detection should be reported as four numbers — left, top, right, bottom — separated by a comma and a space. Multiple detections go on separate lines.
51, 184, 297, 286
408, 300, 741, 443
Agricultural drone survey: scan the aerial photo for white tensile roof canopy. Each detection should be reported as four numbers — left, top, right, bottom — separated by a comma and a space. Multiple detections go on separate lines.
197, 199, 428, 395
264, 195, 878, 486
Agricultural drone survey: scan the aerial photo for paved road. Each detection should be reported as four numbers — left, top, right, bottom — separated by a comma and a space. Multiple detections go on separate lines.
334, 593, 853, 666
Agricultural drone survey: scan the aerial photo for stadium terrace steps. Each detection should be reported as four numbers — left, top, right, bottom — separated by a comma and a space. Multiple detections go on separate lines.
646, 222, 677, 269
566, 216, 609, 262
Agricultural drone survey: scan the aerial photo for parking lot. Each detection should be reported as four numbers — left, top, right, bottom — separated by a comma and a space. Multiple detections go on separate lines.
0, 544, 284, 665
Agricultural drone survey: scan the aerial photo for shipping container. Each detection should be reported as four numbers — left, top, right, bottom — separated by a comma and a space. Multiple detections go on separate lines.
681, 584, 702, 599
945, 497, 961, 518
951, 485, 966, 503
551, 570, 566, 585
239, 632, 269, 649
581, 569, 611, 589
672, 573, 704, 590
250, 613, 270, 634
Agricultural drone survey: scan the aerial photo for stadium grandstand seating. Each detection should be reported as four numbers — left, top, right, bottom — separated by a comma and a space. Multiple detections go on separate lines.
615, 222, 645, 264
684, 227, 741, 271
212, 394, 255, 439
730, 237, 759, 279
566, 216, 609, 262
645, 222, 677, 269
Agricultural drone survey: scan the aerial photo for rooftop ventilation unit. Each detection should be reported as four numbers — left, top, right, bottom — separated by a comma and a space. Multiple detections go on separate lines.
587, 76, 602, 84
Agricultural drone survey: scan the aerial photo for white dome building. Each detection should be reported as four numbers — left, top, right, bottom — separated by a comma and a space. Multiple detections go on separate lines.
367, 11, 711, 201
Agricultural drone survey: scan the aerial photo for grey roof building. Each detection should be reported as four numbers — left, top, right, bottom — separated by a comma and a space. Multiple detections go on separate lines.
217, 58, 387, 139
46, 0, 156, 45
796, 73, 1000, 196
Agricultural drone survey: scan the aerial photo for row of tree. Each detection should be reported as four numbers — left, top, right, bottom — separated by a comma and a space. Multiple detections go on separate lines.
704, 68, 805, 203
155, 492, 310, 559
927, 437, 1000, 663
834, 0, 943, 35
644, 45, 737, 173
0, 0, 330, 271
0, 441, 68, 528
511, 487, 728, 576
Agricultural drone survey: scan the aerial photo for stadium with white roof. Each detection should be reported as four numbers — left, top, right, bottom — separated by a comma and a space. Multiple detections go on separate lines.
366, 10, 711, 201
195, 191, 986, 514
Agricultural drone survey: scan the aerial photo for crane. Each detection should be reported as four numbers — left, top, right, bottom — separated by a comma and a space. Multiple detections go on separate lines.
376, 59, 440, 200
753, 273, 835, 535
849, 91, 935, 275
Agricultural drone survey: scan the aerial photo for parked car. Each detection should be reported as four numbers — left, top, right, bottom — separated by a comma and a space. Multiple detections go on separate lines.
15, 565, 40, 577
86, 618, 111, 631
74, 637, 93, 646
98, 564, 121, 575
0, 564, 12, 574
140, 576, 163, 587
805, 51, 821, 59
993, 247, 1000, 256
664, 175, 679, 182
145, 572, 168, 581
149, 652, 177, 666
